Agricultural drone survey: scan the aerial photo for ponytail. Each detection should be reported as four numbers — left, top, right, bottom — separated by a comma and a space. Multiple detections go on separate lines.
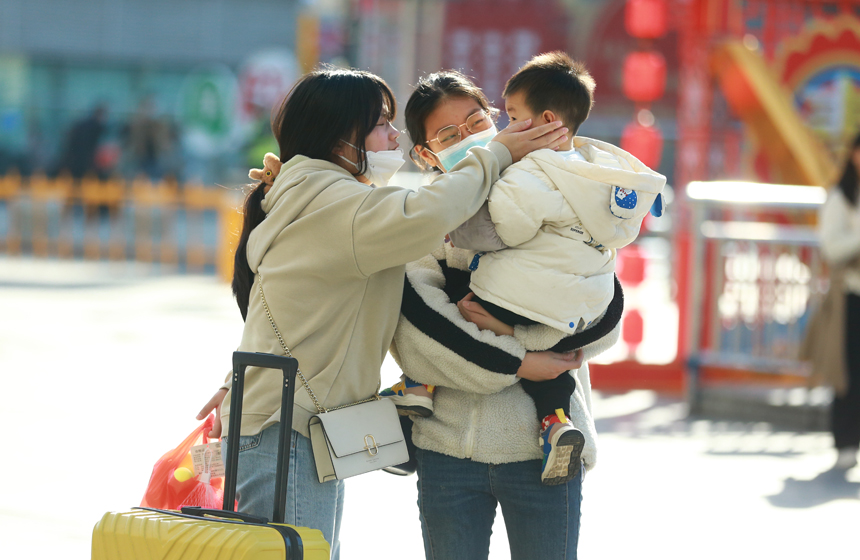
232, 182, 268, 321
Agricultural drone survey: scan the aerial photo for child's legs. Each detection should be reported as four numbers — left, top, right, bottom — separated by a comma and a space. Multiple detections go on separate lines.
470, 296, 576, 424
520, 373, 576, 422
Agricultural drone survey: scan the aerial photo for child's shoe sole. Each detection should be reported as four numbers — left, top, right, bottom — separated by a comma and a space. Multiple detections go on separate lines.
387, 394, 434, 418
541, 429, 585, 486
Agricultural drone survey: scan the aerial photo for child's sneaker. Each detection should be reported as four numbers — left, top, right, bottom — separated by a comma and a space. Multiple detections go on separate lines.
539, 409, 585, 485
380, 376, 435, 418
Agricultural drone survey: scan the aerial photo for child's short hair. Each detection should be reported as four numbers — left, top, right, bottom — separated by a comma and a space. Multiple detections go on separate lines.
503, 52, 595, 135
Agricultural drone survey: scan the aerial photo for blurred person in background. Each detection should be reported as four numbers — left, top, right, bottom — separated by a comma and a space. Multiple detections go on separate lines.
55, 103, 108, 178
803, 133, 860, 470
195, 66, 568, 560
122, 96, 176, 180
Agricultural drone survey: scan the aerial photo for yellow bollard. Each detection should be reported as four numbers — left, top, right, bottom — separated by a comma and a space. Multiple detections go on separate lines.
80, 173, 106, 260
156, 177, 180, 267
30, 172, 72, 257
131, 175, 155, 262
0, 169, 21, 199
104, 176, 127, 261
217, 190, 244, 283
0, 170, 23, 254
182, 180, 221, 272
53, 173, 75, 258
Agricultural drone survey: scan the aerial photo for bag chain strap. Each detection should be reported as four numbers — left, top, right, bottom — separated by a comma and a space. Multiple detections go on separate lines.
257, 275, 380, 415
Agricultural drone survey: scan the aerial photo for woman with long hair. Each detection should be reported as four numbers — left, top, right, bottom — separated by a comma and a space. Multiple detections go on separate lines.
196, 66, 573, 558
817, 134, 860, 469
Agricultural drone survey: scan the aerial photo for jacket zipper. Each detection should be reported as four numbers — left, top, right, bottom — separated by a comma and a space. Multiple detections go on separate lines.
464, 404, 479, 458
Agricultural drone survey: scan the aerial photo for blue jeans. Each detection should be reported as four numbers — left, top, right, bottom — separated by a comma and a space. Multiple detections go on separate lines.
222, 425, 344, 560
416, 447, 583, 560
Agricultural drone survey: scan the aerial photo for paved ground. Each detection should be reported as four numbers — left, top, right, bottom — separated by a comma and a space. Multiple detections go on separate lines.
0, 257, 855, 559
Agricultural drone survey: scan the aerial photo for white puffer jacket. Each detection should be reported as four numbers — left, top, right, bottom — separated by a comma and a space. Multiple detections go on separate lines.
469, 137, 666, 333
390, 244, 622, 470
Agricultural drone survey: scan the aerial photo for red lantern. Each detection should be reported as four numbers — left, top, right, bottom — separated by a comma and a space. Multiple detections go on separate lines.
621, 121, 663, 169
617, 245, 647, 287
622, 309, 645, 350
625, 0, 668, 39
623, 51, 667, 102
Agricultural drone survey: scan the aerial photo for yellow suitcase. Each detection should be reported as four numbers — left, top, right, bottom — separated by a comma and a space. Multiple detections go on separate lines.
92, 508, 329, 559
92, 352, 330, 559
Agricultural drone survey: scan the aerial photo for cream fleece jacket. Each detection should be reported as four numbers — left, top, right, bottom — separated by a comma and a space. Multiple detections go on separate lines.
390, 244, 621, 470
221, 143, 512, 438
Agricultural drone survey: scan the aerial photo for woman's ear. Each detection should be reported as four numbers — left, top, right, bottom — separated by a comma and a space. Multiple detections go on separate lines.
415, 145, 439, 169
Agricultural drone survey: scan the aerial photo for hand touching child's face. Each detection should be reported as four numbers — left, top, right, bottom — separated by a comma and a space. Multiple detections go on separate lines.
505, 91, 571, 151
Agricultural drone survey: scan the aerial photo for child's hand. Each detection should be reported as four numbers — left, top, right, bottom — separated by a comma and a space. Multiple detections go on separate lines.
516, 349, 584, 381
197, 388, 228, 438
457, 292, 514, 336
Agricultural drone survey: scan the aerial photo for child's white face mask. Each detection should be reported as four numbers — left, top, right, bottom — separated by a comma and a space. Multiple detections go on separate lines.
432, 124, 498, 172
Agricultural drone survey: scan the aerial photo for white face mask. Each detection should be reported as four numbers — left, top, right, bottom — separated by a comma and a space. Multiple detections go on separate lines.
433, 124, 498, 172
338, 141, 405, 187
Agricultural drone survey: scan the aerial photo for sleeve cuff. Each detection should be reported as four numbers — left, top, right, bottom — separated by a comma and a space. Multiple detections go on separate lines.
487, 141, 513, 171
513, 323, 568, 351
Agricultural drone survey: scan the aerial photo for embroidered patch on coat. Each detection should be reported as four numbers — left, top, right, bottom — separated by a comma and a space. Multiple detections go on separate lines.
610, 185, 638, 219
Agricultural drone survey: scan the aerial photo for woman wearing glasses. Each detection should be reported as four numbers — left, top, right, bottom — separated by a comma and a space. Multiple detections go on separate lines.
196, 66, 571, 559
386, 71, 619, 560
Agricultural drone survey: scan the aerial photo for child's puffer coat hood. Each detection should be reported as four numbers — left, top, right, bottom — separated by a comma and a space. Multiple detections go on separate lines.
526, 137, 666, 249
468, 137, 666, 333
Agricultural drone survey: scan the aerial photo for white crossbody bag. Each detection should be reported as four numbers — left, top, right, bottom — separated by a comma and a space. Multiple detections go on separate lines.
258, 277, 408, 483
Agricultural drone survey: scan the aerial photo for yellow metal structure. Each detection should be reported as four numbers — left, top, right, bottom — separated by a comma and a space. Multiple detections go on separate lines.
710, 40, 838, 187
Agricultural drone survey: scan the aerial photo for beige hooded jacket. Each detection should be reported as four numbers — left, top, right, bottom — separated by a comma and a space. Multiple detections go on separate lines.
220, 144, 512, 438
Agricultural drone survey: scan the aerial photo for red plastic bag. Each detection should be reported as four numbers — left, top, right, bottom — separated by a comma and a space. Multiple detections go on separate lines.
140, 414, 230, 510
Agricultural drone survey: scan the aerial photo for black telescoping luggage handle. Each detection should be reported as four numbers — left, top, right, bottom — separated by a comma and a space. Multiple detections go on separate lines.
179, 506, 268, 524
223, 351, 298, 525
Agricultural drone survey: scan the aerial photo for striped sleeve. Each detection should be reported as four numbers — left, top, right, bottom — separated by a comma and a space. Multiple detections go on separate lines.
400, 267, 523, 376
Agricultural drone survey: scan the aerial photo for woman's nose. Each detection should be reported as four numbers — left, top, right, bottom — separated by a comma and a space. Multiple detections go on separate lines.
389, 122, 400, 139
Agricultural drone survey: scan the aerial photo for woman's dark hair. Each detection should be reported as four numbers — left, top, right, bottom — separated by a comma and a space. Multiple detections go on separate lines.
232, 67, 396, 320
404, 70, 495, 169
836, 133, 860, 207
